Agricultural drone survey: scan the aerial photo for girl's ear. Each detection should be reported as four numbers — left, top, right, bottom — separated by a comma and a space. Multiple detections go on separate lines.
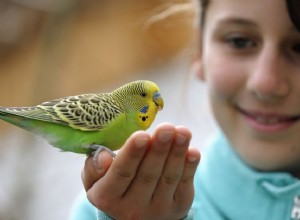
192, 30, 205, 81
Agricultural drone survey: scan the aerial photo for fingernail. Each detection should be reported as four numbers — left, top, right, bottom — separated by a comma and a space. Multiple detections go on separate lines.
134, 137, 149, 148
187, 156, 198, 163
93, 152, 103, 172
158, 130, 174, 143
175, 133, 187, 145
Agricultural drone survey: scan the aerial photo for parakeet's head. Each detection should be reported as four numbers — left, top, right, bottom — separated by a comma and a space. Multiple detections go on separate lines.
113, 80, 163, 129
114, 80, 164, 113
136, 80, 164, 111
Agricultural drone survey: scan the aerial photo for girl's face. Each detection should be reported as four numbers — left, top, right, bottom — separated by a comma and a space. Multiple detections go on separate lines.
197, 0, 300, 172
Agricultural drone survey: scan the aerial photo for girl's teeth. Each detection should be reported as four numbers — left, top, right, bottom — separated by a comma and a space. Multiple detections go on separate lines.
255, 116, 279, 124
254, 116, 287, 125
268, 118, 279, 124
255, 116, 268, 124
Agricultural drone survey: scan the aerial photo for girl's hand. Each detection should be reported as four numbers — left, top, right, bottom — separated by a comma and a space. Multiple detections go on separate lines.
82, 123, 200, 220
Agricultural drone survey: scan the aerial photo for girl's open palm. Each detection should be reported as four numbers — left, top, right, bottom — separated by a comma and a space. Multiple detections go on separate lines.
82, 123, 200, 220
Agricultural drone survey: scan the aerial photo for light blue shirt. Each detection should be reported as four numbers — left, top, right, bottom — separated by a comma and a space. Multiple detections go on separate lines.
194, 132, 300, 220
69, 132, 300, 220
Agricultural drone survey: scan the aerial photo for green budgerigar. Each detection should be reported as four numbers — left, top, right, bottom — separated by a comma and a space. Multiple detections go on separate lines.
0, 80, 164, 156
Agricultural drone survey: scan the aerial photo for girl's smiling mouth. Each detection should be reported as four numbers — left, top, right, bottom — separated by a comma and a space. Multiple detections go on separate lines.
235, 105, 300, 133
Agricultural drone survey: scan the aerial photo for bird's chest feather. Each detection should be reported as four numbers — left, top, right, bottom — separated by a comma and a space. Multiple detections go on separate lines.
95, 112, 143, 150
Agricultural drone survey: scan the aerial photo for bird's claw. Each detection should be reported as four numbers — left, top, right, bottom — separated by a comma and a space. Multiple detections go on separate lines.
90, 144, 116, 168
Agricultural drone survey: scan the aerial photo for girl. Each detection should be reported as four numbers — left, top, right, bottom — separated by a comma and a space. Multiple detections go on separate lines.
72, 0, 300, 219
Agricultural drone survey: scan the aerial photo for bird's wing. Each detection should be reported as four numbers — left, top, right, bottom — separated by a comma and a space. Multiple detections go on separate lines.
39, 93, 123, 131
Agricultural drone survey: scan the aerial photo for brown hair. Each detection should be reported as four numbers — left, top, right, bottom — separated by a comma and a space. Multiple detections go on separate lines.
199, 0, 300, 32
286, 0, 300, 31
199, 0, 209, 27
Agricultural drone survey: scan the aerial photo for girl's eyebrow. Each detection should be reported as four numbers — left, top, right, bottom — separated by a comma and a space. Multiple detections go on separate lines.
216, 17, 257, 28
217, 17, 298, 34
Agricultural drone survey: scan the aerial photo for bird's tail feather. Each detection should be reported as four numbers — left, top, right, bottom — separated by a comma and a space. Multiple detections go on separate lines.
0, 107, 44, 132
0, 106, 57, 123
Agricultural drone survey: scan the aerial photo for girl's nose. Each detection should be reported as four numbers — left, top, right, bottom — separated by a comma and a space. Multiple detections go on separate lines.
246, 45, 290, 102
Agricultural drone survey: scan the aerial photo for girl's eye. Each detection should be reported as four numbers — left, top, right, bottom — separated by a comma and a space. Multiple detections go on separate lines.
288, 42, 300, 64
292, 43, 300, 54
225, 36, 255, 49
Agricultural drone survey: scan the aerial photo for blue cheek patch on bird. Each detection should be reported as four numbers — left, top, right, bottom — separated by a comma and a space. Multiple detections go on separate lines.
140, 106, 149, 113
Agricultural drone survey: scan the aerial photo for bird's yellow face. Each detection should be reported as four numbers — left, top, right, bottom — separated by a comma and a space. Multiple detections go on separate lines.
113, 80, 163, 129
133, 80, 164, 129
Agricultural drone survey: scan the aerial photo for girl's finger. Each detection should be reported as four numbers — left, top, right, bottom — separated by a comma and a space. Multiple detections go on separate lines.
87, 131, 150, 206
125, 123, 176, 205
82, 151, 113, 191
152, 126, 191, 205
175, 147, 200, 209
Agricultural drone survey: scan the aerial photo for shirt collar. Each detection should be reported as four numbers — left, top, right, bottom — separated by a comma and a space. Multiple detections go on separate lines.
201, 131, 300, 198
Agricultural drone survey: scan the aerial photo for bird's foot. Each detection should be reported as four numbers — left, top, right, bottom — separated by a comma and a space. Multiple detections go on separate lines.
90, 144, 116, 168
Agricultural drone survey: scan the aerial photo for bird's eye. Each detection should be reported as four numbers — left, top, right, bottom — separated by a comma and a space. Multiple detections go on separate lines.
141, 93, 147, 97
